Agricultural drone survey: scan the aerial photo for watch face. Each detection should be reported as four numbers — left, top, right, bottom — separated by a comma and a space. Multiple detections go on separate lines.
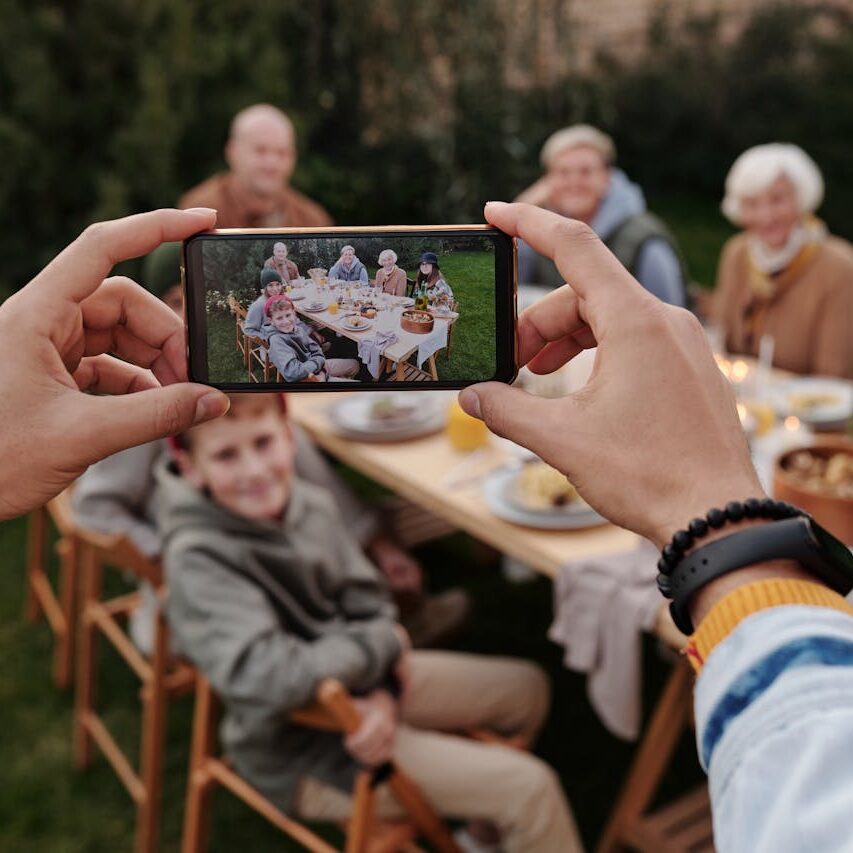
807, 517, 853, 594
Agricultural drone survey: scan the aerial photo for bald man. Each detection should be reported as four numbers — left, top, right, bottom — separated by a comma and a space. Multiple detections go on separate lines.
179, 104, 333, 227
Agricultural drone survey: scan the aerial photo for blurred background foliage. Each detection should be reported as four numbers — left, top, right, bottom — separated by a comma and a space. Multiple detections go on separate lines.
1, 0, 852, 298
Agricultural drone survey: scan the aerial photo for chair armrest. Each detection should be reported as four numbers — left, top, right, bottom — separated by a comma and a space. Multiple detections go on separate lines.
288, 679, 363, 734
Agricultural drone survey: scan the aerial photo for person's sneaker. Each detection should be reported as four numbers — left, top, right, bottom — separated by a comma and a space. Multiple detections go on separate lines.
453, 827, 503, 853
399, 587, 472, 648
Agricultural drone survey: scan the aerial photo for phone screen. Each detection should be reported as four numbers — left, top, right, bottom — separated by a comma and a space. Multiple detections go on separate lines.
183, 227, 517, 390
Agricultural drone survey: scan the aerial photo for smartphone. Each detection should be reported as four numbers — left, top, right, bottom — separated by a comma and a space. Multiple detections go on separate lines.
182, 226, 517, 391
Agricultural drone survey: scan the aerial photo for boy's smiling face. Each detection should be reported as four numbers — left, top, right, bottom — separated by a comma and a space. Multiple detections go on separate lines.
178, 397, 294, 522
270, 305, 296, 334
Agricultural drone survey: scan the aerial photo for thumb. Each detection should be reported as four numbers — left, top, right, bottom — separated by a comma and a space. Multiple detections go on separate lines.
83, 384, 230, 461
458, 382, 562, 452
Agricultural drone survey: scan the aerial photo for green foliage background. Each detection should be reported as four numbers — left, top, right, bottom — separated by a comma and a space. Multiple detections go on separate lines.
1, 2, 853, 299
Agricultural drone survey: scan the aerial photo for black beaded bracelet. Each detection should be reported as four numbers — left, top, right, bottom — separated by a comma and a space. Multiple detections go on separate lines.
656, 498, 807, 582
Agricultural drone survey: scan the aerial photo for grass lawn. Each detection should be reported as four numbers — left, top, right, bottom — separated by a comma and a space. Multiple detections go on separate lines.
0, 504, 705, 852
206, 252, 497, 385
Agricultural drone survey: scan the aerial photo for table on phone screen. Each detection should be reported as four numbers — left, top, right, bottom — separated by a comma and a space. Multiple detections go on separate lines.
288, 392, 638, 578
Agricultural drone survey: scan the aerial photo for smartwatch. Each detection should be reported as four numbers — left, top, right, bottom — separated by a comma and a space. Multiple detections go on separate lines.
664, 516, 853, 634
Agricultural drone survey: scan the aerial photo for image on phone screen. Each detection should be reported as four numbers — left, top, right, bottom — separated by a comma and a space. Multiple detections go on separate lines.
184, 228, 516, 391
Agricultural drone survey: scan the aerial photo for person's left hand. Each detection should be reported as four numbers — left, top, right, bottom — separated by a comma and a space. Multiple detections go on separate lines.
0, 208, 230, 520
368, 536, 423, 594
345, 689, 398, 767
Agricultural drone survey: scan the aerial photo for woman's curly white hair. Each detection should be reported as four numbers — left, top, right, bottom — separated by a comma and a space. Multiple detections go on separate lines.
722, 143, 824, 226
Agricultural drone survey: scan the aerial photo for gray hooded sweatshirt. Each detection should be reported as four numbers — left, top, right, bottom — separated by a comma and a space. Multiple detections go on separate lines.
156, 461, 401, 810
267, 323, 326, 381
518, 168, 687, 306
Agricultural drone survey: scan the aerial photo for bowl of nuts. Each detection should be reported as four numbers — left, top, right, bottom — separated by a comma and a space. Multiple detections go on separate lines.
774, 440, 853, 543
400, 309, 434, 334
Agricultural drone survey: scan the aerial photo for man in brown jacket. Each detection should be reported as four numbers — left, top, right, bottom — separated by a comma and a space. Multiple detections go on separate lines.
179, 104, 333, 228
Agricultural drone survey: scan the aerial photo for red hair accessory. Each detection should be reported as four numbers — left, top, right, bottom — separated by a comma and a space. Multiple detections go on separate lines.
264, 294, 295, 317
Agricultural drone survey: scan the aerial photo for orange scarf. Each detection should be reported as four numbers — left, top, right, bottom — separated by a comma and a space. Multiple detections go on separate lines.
742, 240, 820, 351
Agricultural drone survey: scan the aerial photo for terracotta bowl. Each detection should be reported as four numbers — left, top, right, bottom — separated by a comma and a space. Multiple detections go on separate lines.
773, 439, 853, 544
400, 310, 434, 334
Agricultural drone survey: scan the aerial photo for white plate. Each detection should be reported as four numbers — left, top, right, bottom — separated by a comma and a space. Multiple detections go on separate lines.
342, 315, 374, 331
395, 297, 415, 308
482, 467, 608, 530
328, 393, 446, 441
289, 290, 305, 301
767, 377, 853, 426
303, 302, 328, 312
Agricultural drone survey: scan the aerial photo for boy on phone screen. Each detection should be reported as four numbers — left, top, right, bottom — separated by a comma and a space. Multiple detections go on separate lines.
265, 295, 358, 382
161, 394, 581, 852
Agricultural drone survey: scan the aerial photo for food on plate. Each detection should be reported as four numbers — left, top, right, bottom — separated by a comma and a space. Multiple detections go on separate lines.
361, 307, 377, 319
369, 395, 419, 425
515, 461, 583, 510
344, 313, 366, 328
784, 449, 853, 499
788, 392, 842, 413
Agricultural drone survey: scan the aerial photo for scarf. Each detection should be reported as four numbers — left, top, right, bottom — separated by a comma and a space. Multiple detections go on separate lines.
742, 217, 826, 349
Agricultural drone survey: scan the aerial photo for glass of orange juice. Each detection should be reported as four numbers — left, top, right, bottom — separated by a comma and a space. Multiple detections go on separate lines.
446, 400, 489, 451
327, 301, 339, 316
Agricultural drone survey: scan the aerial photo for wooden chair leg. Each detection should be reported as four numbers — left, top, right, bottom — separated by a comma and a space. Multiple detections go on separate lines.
427, 355, 438, 381
388, 768, 460, 853
53, 536, 79, 689
136, 611, 171, 853
24, 505, 46, 622
73, 544, 103, 770
346, 771, 375, 853
596, 660, 694, 853
181, 679, 217, 853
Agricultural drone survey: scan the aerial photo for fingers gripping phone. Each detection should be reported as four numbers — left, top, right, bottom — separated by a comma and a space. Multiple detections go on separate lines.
182, 226, 517, 391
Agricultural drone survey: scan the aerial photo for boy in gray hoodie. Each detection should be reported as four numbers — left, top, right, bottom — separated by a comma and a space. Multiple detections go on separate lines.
265, 294, 359, 382
160, 394, 581, 852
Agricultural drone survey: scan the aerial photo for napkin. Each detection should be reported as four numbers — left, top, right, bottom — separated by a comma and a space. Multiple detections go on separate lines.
358, 331, 398, 379
548, 539, 664, 740
416, 322, 449, 368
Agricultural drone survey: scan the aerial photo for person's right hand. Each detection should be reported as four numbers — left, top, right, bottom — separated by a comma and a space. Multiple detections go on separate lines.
345, 689, 398, 767
459, 202, 763, 547
514, 174, 556, 208
0, 208, 230, 521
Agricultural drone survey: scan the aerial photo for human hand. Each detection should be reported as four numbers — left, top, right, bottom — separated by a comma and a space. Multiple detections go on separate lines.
514, 174, 556, 208
0, 208, 230, 520
369, 536, 423, 594
459, 202, 763, 547
345, 689, 398, 766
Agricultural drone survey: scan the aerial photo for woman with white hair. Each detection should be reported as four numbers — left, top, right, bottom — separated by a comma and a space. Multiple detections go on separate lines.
515, 124, 687, 307
373, 248, 407, 295
328, 244, 369, 283
713, 143, 852, 378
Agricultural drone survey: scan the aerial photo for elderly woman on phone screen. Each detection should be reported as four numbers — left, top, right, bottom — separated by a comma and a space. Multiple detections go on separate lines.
373, 249, 407, 296
417, 252, 454, 304
328, 244, 369, 284
264, 241, 300, 282
712, 143, 853, 378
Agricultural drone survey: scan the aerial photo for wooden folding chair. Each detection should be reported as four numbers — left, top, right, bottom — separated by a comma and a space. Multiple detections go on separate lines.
73, 529, 196, 853
596, 658, 714, 852
245, 333, 283, 383
227, 295, 248, 361
182, 675, 462, 853
24, 490, 79, 689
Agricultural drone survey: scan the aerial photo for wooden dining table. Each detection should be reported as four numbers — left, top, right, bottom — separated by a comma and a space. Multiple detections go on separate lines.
295, 291, 459, 381
289, 391, 639, 577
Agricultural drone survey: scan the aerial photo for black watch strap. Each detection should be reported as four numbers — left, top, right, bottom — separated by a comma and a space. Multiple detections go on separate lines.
666, 517, 853, 634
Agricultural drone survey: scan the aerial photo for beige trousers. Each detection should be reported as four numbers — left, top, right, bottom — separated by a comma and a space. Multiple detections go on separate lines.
295, 651, 583, 853
325, 357, 360, 380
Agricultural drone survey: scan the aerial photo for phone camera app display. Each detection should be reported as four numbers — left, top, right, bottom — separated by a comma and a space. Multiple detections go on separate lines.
198, 234, 499, 386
